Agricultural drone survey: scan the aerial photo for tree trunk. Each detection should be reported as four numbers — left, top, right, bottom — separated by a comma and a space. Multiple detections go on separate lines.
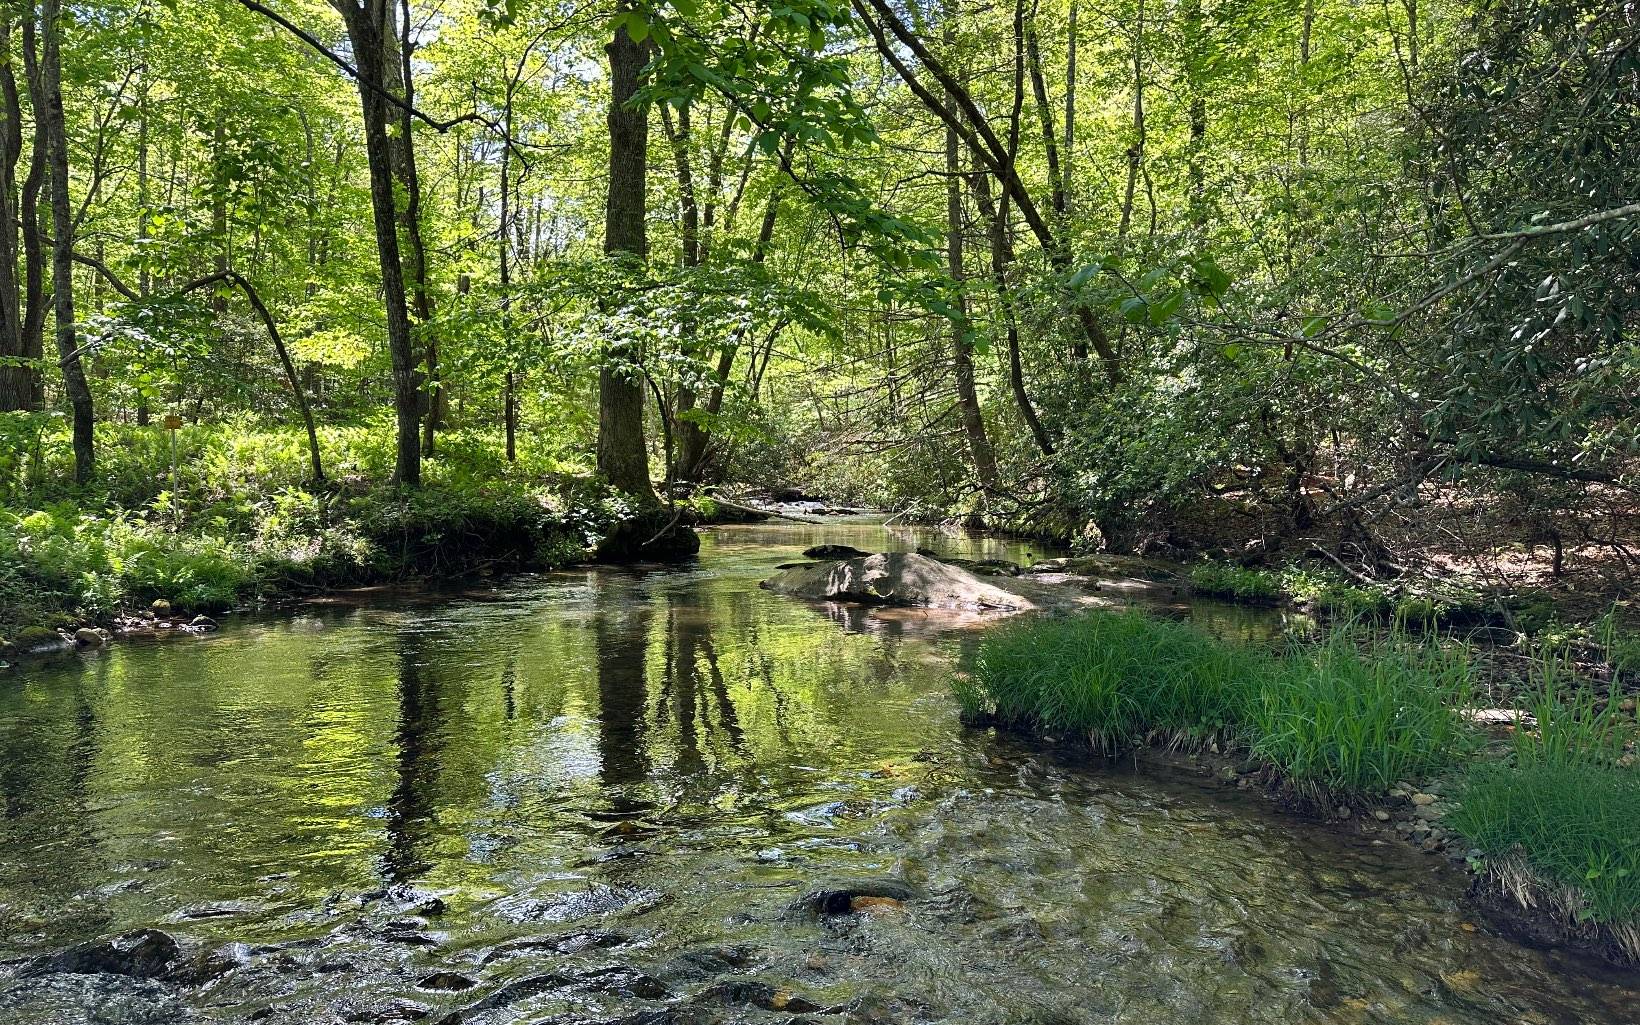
596, 8, 656, 501
971, 168, 1053, 456
676, 139, 787, 484
1117, 0, 1145, 252
1182, 0, 1208, 227
499, 89, 518, 463
136, 74, 151, 425
41, 0, 93, 481
1024, 20, 1064, 221
13, 15, 46, 412
0, 13, 28, 411
334, 0, 420, 487
943, 21, 997, 510
661, 103, 706, 485
387, 0, 437, 457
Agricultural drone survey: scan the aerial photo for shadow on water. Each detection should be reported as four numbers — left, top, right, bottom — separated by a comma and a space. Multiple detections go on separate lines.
0, 519, 1636, 1024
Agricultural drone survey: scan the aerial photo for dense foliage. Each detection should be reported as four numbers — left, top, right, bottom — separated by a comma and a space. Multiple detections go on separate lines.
0, 0, 1633, 605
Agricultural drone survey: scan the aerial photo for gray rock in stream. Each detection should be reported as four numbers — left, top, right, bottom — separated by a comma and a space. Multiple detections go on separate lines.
20, 928, 183, 979
793, 878, 919, 916
762, 552, 1034, 612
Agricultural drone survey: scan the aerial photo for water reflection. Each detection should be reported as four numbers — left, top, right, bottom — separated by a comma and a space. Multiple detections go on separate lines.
0, 521, 1635, 1025
593, 593, 653, 808
383, 632, 443, 881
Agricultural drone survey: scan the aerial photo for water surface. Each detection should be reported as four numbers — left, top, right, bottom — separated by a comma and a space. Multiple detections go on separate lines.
1, 521, 1634, 1023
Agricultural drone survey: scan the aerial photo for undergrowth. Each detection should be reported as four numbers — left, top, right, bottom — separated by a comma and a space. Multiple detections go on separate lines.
0, 417, 618, 640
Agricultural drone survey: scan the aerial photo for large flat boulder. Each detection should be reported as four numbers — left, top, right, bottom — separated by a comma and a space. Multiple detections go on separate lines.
762, 552, 1034, 611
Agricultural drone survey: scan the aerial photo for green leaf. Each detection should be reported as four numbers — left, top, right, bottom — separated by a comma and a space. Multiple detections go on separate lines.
1300, 315, 1327, 338
1188, 256, 1231, 298
1149, 289, 1187, 324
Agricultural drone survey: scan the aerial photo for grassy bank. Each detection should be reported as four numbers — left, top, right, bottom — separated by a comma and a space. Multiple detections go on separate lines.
0, 416, 660, 648
957, 609, 1640, 959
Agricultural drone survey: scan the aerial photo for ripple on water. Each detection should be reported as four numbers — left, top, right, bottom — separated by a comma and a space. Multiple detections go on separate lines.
0, 521, 1635, 1024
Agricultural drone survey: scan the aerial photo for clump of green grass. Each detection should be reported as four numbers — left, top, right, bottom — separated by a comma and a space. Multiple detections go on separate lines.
963, 610, 1473, 790
1248, 630, 1474, 793
1452, 761, 1640, 931
966, 609, 1258, 752
1450, 647, 1640, 937
1188, 563, 1282, 603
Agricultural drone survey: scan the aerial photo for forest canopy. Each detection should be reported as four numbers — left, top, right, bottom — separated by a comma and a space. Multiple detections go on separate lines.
0, 0, 1634, 592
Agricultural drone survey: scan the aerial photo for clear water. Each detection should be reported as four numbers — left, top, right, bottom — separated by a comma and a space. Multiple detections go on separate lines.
0, 521, 1634, 1023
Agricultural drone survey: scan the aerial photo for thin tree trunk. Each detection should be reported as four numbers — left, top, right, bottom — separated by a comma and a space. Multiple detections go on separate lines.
595, 7, 655, 501
660, 103, 706, 483
0, 13, 27, 411
389, 0, 438, 457
136, 74, 151, 425
499, 81, 516, 462
1117, 0, 1145, 252
972, 164, 1053, 457
1023, 19, 1064, 220
1063, 0, 1076, 206
212, 117, 229, 310
943, 12, 997, 508
856, 0, 1119, 381
42, 0, 93, 480
334, 0, 420, 487
677, 139, 788, 484
1183, 0, 1208, 227
17, 15, 46, 411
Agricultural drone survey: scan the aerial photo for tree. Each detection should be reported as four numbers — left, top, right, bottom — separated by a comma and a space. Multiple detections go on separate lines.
41, 0, 93, 481
595, 3, 655, 501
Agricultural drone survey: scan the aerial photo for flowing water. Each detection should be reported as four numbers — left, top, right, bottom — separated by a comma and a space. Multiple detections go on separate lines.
1, 520, 1636, 1024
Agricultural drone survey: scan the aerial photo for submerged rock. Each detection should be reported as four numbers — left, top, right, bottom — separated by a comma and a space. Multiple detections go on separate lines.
802, 543, 869, 560
794, 879, 918, 916
695, 979, 823, 1013
417, 972, 478, 992
762, 553, 1033, 611
23, 928, 183, 979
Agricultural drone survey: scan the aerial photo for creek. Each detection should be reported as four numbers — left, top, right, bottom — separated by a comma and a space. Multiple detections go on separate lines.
1, 519, 1635, 1023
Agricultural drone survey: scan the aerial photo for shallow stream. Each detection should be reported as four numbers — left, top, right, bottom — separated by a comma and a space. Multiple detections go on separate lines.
2, 521, 1636, 1023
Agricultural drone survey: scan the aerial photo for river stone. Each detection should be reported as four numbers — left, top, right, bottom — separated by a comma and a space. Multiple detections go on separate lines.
74, 627, 108, 647
794, 879, 918, 916
695, 979, 823, 1014
24, 928, 183, 979
802, 543, 869, 560
417, 972, 478, 992
150, 599, 173, 617
13, 625, 66, 653
761, 553, 1034, 611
